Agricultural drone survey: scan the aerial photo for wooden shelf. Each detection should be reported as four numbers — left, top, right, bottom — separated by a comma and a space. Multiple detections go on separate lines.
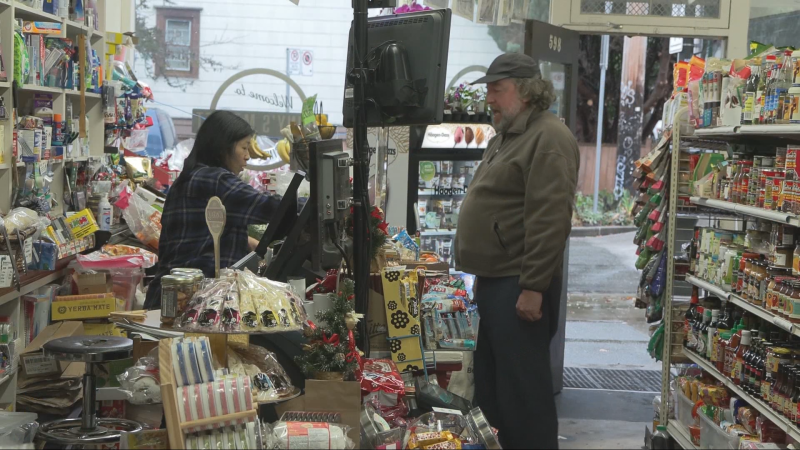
0, 257, 74, 307
65, 90, 101, 99
685, 348, 800, 443
13, 2, 60, 22
19, 84, 64, 95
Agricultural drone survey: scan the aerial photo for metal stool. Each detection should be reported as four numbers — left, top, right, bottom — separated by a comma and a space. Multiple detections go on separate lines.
37, 336, 144, 445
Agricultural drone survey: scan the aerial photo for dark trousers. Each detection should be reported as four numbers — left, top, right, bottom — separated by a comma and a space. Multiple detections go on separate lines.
473, 275, 562, 449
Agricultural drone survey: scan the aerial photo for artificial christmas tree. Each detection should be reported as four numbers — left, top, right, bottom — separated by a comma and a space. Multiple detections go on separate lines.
295, 278, 362, 380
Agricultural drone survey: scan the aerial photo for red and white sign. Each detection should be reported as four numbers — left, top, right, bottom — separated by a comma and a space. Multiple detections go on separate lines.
288, 48, 313, 77
302, 50, 313, 76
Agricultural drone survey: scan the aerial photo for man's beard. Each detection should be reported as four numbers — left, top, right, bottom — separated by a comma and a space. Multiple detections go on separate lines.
492, 102, 524, 134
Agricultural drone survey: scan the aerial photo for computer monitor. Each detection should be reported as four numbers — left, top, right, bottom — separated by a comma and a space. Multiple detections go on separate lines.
342, 9, 452, 127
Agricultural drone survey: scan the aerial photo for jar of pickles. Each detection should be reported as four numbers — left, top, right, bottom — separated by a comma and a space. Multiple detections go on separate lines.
160, 275, 195, 326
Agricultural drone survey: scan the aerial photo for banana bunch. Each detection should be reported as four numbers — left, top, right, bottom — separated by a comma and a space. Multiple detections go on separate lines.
276, 139, 291, 163
248, 136, 269, 159
316, 114, 330, 127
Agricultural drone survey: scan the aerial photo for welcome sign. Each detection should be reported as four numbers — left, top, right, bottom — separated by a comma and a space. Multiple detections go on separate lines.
192, 109, 301, 137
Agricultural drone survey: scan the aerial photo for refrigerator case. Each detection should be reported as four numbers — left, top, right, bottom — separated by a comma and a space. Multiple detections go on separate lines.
407, 121, 494, 288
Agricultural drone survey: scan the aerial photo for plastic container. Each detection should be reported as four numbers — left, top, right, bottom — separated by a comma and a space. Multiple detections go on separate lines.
0, 411, 38, 445
676, 389, 695, 428
697, 412, 739, 450
98, 194, 112, 231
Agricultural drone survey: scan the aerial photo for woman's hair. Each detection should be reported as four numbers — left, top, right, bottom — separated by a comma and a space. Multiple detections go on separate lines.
515, 77, 557, 113
173, 110, 254, 188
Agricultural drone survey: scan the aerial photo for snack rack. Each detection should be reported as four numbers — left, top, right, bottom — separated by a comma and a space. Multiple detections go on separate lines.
159, 338, 259, 449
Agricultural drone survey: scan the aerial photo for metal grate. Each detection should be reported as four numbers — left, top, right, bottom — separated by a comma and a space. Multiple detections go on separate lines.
564, 367, 662, 392
580, 0, 720, 18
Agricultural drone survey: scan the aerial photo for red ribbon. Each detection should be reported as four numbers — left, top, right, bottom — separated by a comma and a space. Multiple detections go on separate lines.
346, 329, 362, 368
323, 333, 340, 346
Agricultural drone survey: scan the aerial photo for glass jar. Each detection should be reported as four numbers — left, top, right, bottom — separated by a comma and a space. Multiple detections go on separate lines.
742, 259, 755, 301
170, 268, 205, 294
767, 277, 781, 312
778, 281, 792, 315
160, 275, 195, 326
732, 252, 743, 291
785, 282, 797, 319
751, 261, 767, 306
794, 244, 800, 276
791, 282, 800, 323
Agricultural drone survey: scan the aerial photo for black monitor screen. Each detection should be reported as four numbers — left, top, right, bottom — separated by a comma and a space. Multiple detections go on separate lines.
343, 9, 452, 128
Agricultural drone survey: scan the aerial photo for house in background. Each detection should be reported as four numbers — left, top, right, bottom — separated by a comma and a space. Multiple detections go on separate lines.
134, 0, 517, 140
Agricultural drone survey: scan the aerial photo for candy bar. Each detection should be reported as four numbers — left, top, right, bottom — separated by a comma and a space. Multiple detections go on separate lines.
408, 431, 454, 449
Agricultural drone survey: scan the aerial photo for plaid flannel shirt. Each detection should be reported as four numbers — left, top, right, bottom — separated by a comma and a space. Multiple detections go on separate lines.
144, 164, 280, 309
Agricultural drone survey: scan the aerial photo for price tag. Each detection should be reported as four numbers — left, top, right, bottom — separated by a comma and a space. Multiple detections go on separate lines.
772, 316, 793, 333
432, 407, 463, 416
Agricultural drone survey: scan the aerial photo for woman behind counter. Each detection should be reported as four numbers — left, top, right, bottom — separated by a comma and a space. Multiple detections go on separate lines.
143, 111, 280, 309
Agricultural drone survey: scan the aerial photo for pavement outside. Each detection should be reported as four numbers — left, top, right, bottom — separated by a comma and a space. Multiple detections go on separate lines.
558, 231, 652, 450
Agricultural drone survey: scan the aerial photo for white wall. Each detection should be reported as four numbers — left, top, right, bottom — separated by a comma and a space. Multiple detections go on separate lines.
136, 0, 507, 123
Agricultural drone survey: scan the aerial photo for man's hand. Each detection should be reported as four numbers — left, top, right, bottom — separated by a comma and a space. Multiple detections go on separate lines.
517, 289, 543, 322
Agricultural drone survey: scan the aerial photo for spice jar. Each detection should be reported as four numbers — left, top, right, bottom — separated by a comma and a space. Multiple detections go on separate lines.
160, 275, 195, 326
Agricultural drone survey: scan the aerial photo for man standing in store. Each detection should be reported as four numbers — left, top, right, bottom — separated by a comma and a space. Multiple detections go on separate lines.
455, 53, 579, 449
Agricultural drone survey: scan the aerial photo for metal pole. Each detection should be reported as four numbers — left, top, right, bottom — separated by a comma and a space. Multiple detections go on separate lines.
593, 35, 609, 213
285, 49, 291, 113
352, 0, 370, 354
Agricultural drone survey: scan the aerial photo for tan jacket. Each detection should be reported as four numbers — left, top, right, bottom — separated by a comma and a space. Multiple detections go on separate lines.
454, 108, 579, 292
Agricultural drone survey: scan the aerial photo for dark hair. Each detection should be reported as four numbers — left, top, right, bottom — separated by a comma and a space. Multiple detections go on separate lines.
173, 110, 254, 188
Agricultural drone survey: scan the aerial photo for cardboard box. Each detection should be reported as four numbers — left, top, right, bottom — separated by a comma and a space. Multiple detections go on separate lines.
83, 321, 125, 337
75, 273, 110, 295
65, 209, 99, 239
52, 294, 116, 321
22, 21, 63, 35
368, 288, 389, 353
19, 321, 84, 377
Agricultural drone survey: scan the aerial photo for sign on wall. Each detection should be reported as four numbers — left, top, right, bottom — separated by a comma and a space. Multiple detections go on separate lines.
287, 48, 313, 77
192, 109, 301, 136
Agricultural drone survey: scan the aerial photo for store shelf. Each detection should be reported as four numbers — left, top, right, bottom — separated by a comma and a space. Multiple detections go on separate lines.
65, 90, 101, 99
667, 421, 697, 450
690, 197, 800, 226
693, 125, 800, 144
684, 348, 800, 443
0, 369, 16, 387
684, 275, 729, 300
19, 84, 64, 95
685, 275, 798, 336
13, 2, 60, 22
420, 229, 457, 236
0, 81, 11, 89
0, 266, 71, 307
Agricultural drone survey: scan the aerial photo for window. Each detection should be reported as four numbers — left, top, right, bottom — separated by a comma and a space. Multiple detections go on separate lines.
155, 7, 201, 78
165, 19, 192, 71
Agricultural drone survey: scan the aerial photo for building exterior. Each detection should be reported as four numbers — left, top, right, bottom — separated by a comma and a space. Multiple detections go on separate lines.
135, 0, 513, 137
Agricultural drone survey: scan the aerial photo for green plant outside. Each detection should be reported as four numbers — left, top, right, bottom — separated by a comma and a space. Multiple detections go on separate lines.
573, 190, 634, 227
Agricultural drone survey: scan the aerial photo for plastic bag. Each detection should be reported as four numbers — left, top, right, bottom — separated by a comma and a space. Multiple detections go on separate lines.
117, 356, 161, 405
359, 359, 406, 412
77, 244, 158, 269
3, 207, 47, 234
177, 277, 236, 330
263, 421, 353, 449
0, 411, 39, 446
114, 185, 161, 250
228, 342, 295, 402
238, 269, 307, 333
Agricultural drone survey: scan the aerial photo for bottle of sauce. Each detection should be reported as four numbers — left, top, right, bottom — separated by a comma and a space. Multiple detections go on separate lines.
792, 368, 800, 425
785, 368, 797, 419
734, 330, 752, 385
791, 282, 800, 323
708, 309, 720, 360
752, 339, 765, 398
726, 322, 743, 377
743, 59, 761, 125
773, 362, 785, 411
759, 341, 776, 403
718, 331, 731, 373
698, 309, 712, 356
742, 259, 754, 301
778, 281, 792, 316
753, 261, 768, 307
785, 283, 798, 319
685, 287, 700, 349
755, 339, 767, 397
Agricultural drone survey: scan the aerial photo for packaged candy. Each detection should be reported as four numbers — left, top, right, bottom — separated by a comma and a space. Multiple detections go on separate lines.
423, 440, 462, 450
408, 431, 454, 449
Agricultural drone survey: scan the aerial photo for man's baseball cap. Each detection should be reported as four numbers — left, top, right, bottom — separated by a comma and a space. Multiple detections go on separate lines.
471, 53, 542, 85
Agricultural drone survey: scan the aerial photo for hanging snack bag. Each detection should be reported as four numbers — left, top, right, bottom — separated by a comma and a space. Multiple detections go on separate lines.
300, 95, 321, 141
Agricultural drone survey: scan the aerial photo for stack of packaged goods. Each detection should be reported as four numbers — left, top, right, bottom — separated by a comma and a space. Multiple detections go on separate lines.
631, 132, 673, 326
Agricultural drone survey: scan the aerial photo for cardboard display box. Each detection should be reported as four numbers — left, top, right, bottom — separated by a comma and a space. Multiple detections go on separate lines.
74, 272, 111, 295
51, 294, 116, 321
19, 321, 84, 378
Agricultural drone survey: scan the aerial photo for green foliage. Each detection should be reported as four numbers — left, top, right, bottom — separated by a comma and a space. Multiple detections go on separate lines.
573, 190, 634, 227
295, 279, 360, 379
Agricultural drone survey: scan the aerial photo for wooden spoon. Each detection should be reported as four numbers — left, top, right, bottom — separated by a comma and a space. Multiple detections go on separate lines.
205, 197, 227, 278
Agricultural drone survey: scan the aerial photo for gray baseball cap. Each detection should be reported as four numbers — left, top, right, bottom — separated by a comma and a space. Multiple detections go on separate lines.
471, 53, 542, 84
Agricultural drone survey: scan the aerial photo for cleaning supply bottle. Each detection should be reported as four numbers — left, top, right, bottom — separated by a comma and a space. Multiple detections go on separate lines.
99, 194, 112, 231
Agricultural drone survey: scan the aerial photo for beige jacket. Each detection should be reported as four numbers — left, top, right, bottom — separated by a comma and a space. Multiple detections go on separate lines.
454, 108, 579, 292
